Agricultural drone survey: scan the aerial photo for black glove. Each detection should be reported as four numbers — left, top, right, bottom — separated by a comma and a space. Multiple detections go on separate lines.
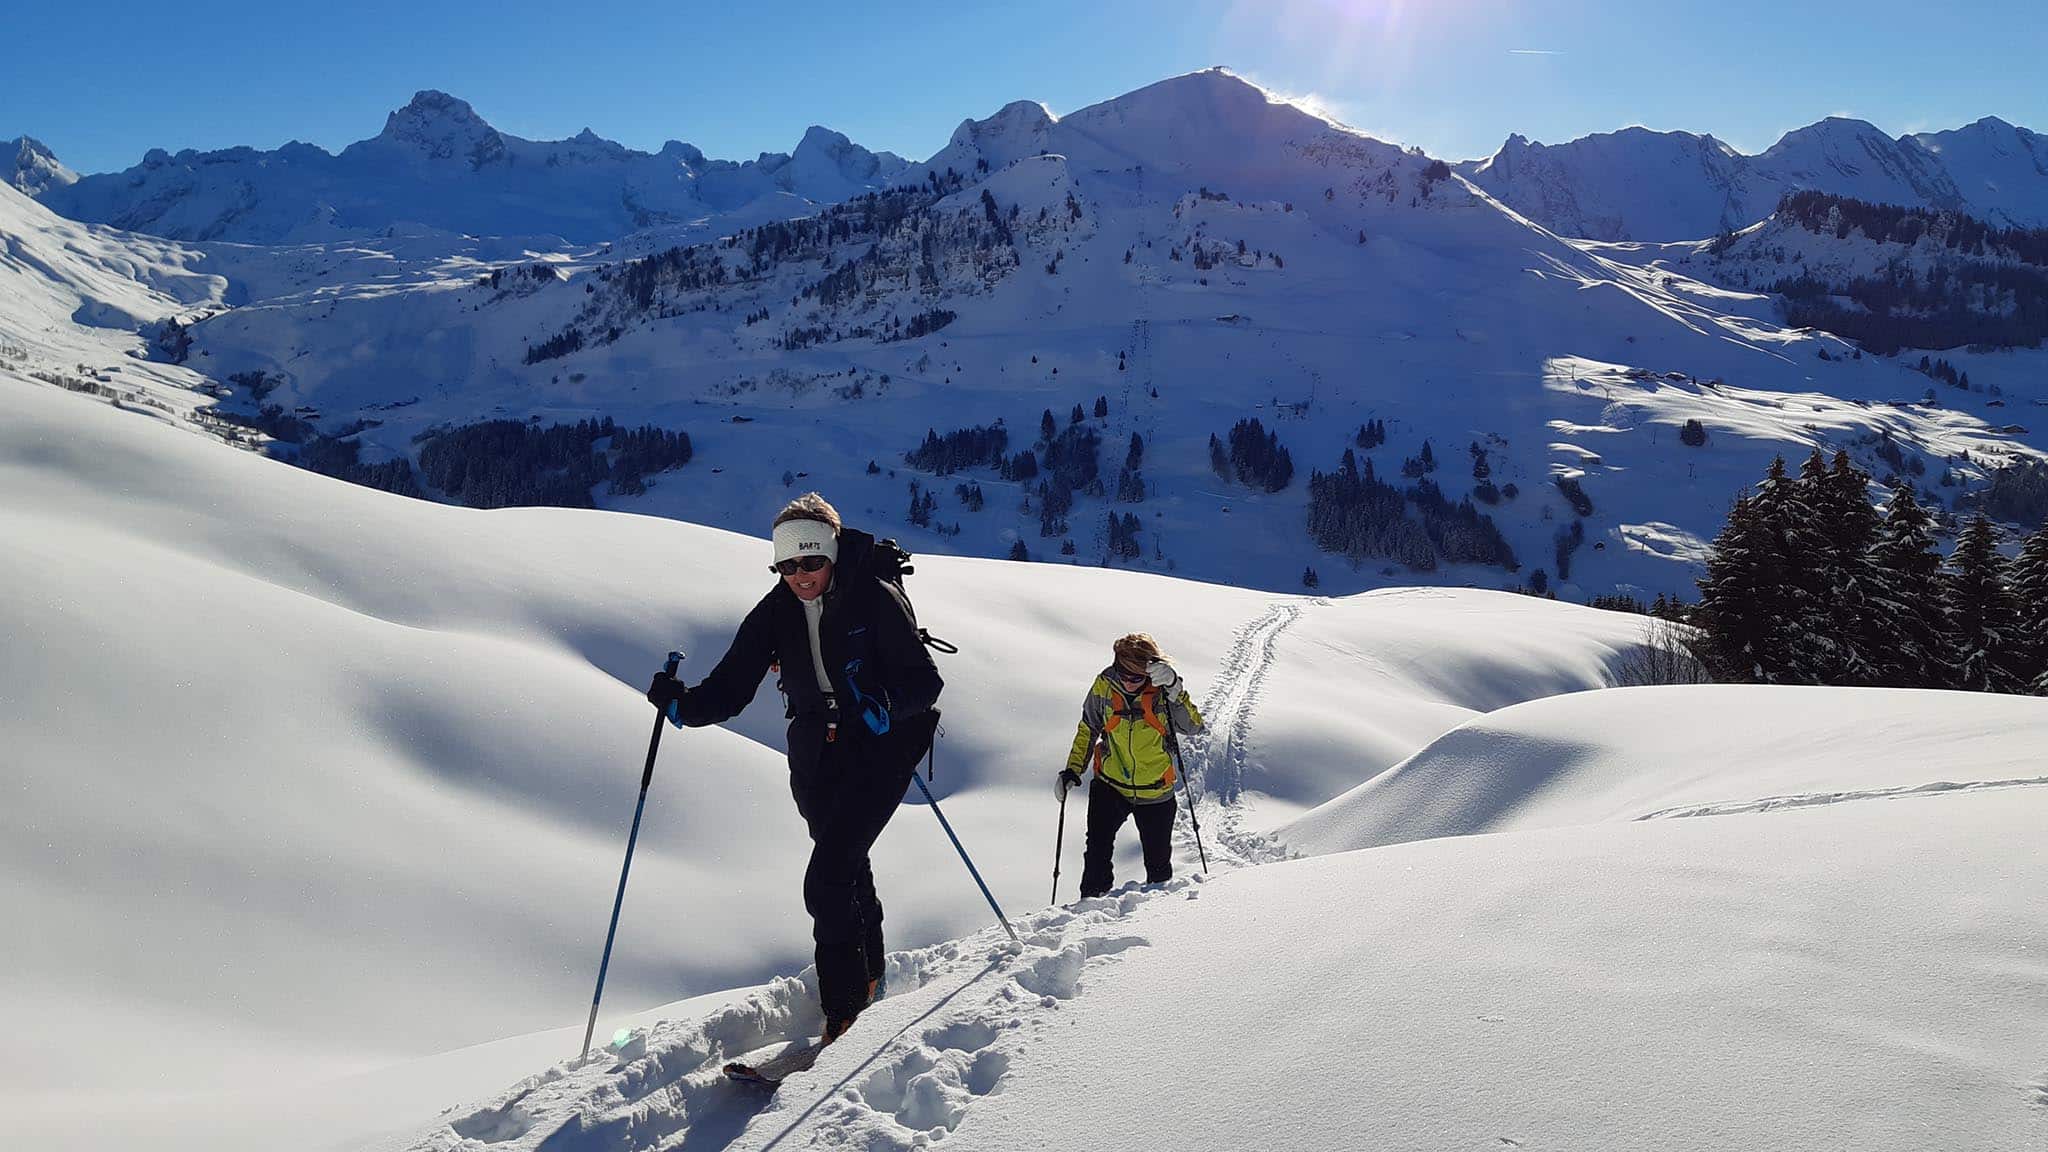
646, 670, 687, 715
1056, 768, 1083, 801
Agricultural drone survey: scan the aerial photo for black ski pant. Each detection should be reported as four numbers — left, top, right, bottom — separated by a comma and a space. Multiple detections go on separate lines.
788, 715, 918, 1023
1079, 776, 1175, 897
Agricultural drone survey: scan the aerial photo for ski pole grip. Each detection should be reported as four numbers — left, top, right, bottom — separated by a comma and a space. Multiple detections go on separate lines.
643, 651, 686, 789
662, 651, 686, 723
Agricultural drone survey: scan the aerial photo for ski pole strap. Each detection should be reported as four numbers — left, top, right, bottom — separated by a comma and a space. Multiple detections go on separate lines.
919, 628, 959, 654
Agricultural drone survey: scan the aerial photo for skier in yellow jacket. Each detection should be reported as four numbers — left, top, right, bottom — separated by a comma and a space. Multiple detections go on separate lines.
1057, 633, 1204, 897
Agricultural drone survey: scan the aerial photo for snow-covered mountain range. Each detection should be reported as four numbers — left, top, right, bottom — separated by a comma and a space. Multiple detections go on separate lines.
34, 90, 909, 245
1460, 115, 2048, 241
25, 84, 2048, 249
8, 68, 2047, 607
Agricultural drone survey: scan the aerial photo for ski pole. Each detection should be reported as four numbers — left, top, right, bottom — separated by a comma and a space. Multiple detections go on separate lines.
910, 771, 1020, 944
580, 649, 683, 1059
1051, 783, 1069, 905
1159, 690, 1208, 874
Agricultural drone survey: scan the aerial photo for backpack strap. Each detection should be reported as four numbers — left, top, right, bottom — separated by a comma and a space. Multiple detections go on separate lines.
1103, 678, 1167, 739
874, 538, 957, 654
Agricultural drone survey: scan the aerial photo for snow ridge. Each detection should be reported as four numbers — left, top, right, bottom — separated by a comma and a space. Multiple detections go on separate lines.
37, 92, 907, 244
1463, 115, 2048, 240
6, 135, 76, 196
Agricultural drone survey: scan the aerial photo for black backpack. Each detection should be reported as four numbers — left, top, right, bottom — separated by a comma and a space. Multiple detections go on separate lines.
872, 538, 958, 656
872, 538, 957, 781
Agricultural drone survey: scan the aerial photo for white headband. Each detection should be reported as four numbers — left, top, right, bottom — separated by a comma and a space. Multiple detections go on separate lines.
772, 518, 839, 565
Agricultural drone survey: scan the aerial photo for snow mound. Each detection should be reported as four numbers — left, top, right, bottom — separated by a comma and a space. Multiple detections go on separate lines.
1279, 682, 2048, 855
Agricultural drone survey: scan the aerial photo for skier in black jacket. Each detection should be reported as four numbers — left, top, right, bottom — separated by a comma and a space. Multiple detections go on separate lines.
645, 493, 943, 1041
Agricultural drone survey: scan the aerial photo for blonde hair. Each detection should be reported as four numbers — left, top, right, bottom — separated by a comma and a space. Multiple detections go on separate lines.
773, 492, 842, 532
1112, 633, 1167, 669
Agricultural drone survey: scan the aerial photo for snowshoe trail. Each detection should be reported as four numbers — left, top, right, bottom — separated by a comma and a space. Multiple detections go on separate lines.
1635, 774, 2048, 821
412, 881, 1189, 1152
1176, 600, 1305, 869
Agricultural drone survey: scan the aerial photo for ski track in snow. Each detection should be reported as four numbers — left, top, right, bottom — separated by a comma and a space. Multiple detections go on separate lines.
409, 882, 1190, 1152
1181, 600, 1306, 868
1634, 776, 2048, 822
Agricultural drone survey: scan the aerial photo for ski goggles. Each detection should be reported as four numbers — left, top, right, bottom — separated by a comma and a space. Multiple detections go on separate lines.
771, 555, 831, 576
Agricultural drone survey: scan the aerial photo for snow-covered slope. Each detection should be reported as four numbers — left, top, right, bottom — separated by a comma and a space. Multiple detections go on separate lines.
1458, 127, 1759, 242
36, 91, 907, 244
1462, 116, 2048, 241
397, 685, 2048, 1152
1752, 117, 1965, 219
1910, 116, 2048, 232
1279, 682, 2048, 854
0, 182, 223, 329
1583, 189, 2048, 363
0, 371, 1651, 1152
0, 181, 226, 416
17, 364, 2044, 1151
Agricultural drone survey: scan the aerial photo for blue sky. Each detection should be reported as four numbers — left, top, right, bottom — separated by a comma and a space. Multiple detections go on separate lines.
11, 0, 2044, 175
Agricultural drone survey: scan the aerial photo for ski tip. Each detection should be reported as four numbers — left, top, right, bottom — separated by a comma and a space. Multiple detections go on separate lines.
722, 1041, 823, 1087
723, 1061, 779, 1087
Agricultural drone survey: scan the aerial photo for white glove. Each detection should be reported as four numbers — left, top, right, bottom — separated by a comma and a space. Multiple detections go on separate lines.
1146, 660, 1180, 691
1056, 768, 1083, 801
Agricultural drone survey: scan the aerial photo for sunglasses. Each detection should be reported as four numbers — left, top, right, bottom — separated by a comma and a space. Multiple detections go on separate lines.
772, 555, 831, 576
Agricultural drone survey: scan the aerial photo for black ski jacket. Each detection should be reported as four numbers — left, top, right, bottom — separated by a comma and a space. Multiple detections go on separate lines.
675, 528, 943, 753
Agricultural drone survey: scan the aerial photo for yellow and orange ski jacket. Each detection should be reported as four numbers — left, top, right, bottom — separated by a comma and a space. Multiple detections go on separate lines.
1064, 667, 1205, 803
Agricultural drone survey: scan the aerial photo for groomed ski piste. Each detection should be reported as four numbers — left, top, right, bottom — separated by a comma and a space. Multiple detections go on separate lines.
8, 366, 2048, 1152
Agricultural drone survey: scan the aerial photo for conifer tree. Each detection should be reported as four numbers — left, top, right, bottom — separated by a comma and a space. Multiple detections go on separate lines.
2009, 520, 2048, 692
1753, 456, 1830, 682
1803, 450, 1884, 684
1693, 492, 1780, 681
1869, 484, 1952, 688
1945, 515, 2028, 693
